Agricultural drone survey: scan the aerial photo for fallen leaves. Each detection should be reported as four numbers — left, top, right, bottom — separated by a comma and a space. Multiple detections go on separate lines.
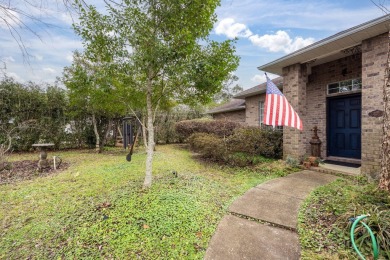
143, 224, 150, 229
96, 202, 112, 211
0, 160, 69, 184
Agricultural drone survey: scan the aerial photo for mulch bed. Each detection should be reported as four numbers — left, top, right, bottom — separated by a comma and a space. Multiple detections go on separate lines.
0, 160, 70, 185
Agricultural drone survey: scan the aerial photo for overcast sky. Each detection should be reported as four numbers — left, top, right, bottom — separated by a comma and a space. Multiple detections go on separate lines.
0, 0, 388, 89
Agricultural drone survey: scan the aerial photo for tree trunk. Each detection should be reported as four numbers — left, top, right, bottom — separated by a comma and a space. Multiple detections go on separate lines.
92, 113, 101, 153
101, 118, 114, 149
165, 112, 170, 144
142, 113, 148, 150
143, 77, 155, 189
379, 30, 390, 192
113, 120, 118, 146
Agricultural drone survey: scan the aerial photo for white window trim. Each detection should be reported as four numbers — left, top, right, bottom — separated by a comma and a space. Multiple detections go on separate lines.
259, 101, 264, 127
327, 78, 362, 95
259, 100, 282, 131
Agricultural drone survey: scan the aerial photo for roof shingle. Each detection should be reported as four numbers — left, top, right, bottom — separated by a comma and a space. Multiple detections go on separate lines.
233, 77, 283, 99
206, 99, 245, 114
206, 77, 283, 114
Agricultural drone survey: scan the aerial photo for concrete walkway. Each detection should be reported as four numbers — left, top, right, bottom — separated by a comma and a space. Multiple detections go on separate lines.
204, 170, 338, 260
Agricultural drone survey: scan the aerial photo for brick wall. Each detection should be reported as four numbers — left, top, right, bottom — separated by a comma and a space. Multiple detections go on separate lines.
212, 109, 246, 124
282, 33, 386, 180
282, 64, 307, 160
361, 33, 387, 180
245, 94, 266, 126
307, 53, 362, 158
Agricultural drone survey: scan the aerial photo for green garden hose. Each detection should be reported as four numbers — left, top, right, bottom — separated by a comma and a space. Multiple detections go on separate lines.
350, 214, 379, 260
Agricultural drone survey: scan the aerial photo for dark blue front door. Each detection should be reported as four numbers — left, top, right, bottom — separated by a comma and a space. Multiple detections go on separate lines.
328, 95, 361, 159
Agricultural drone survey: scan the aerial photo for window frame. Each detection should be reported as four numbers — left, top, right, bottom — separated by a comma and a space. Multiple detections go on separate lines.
259, 100, 282, 131
327, 78, 362, 95
259, 100, 264, 127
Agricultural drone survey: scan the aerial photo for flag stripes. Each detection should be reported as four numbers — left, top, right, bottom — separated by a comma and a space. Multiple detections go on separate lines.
262, 75, 303, 130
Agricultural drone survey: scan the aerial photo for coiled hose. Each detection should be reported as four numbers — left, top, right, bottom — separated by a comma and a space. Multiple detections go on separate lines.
350, 214, 379, 260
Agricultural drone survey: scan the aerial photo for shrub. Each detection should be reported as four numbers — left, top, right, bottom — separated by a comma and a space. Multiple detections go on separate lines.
285, 156, 300, 168
227, 127, 282, 159
175, 119, 241, 141
0, 78, 79, 151
299, 177, 390, 259
188, 126, 283, 166
188, 133, 227, 161
154, 108, 203, 144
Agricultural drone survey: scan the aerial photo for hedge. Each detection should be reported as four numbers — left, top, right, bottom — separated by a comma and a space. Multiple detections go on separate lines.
188, 126, 283, 166
227, 127, 283, 159
188, 133, 227, 160
175, 119, 241, 141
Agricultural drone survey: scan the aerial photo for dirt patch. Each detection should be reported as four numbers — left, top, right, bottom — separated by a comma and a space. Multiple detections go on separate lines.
0, 160, 70, 185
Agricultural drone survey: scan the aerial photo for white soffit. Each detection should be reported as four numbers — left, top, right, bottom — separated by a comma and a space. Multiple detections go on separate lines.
258, 15, 390, 75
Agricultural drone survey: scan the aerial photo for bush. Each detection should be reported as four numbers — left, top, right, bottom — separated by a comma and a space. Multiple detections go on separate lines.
154, 108, 203, 144
175, 119, 241, 141
227, 127, 282, 159
299, 177, 390, 259
188, 133, 227, 161
188, 126, 283, 166
0, 78, 71, 151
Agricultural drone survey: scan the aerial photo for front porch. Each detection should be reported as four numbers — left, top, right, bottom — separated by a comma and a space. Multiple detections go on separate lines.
258, 16, 388, 180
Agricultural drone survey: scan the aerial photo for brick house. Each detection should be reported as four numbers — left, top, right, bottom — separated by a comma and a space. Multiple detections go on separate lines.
206, 99, 246, 124
208, 15, 388, 180
258, 15, 389, 180
207, 77, 283, 127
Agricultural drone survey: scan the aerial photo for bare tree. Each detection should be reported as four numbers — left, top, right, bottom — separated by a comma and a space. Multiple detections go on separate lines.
371, 0, 390, 191
0, 120, 35, 171
379, 29, 390, 191
0, 0, 85, 62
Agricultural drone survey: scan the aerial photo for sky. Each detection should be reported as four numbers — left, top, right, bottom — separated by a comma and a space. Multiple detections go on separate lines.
0, 0, 389, 89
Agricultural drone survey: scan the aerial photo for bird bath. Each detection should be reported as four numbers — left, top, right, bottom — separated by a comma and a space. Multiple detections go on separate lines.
32, 143, 54, 172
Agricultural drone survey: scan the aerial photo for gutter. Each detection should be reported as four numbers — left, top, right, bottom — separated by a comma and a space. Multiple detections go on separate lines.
258, 14, 390, 71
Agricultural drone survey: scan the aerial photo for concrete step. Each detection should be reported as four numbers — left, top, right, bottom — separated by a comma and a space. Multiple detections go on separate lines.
228, 171, 338, 229
204, 214, 300, 260
205, 171, 339, 260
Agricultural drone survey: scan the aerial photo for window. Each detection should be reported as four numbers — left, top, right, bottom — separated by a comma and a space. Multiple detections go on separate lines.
259, 101, 282, 131
327, 78, 362, 95
259, 101, 264, 126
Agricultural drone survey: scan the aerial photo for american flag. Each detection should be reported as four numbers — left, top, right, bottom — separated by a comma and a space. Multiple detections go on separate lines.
263, 74, 303, 130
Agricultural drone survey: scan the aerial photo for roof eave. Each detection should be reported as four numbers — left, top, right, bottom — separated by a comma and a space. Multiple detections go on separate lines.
233, 90, 265, 99
258, 15, 390, 75
206, 106, 246, 114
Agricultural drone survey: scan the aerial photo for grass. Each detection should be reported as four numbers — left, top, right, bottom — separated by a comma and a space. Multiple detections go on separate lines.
0, 144, 296, 259
298, 176, 390, 260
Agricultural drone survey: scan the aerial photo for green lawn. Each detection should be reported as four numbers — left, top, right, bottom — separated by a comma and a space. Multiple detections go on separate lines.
0, 144, 293, 259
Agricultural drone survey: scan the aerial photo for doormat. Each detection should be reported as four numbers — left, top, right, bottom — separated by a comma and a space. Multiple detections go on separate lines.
323, 160, 361, 168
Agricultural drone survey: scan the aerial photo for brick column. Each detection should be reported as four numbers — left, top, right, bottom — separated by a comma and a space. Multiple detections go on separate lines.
282, 64, 308, 161
361, 33, 387, 180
